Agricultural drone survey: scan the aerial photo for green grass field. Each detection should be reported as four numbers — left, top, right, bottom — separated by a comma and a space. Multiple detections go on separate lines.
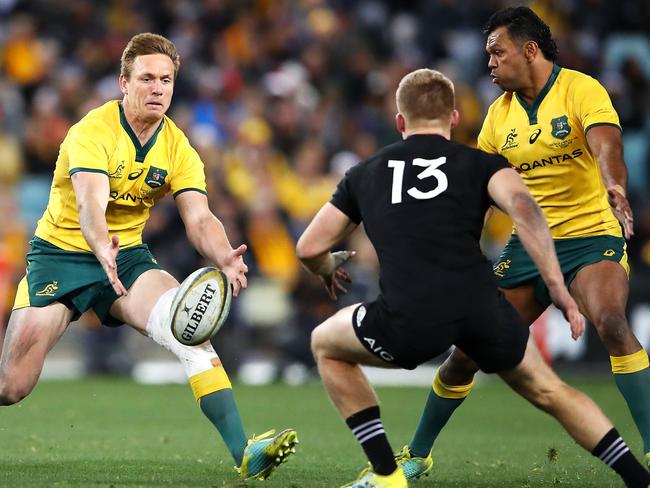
0, 374, 642, 487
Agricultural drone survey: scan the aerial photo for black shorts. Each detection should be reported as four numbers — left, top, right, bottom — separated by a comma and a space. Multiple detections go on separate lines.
352, 289, 529, 373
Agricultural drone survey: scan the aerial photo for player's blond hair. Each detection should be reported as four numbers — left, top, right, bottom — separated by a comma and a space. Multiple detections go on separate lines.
120, 33, 180, 80
396, 69, 455, 123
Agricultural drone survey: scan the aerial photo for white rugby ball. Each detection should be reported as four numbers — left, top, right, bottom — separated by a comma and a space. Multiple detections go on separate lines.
170, 267, 232, 346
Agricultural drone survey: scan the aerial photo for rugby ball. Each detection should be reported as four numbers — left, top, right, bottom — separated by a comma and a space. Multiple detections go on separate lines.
170, 267, 232, 346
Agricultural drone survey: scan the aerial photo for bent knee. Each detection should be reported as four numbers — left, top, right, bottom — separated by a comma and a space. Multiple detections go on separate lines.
0, 379, 32, 406
310, 325, 327, 361
593, 311, 633, 348
440, 349, 479, 384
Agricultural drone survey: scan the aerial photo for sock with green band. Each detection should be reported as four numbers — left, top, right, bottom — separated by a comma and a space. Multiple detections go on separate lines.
200, 388, 248, 466
409, 370, 473, 458
611, 349, 650, 454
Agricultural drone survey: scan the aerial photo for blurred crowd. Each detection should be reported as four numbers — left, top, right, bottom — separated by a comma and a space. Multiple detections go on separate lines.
0, 0, 649, 375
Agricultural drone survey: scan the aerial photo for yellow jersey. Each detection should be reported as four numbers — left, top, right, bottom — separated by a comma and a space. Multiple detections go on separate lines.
35, 100, 207, 251
478, 64, 622, 238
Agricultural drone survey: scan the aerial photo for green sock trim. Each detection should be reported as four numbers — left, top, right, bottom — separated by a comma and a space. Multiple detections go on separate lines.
409, 388, 465, 458
614, 367, 650, 453
200, 389, 248, 465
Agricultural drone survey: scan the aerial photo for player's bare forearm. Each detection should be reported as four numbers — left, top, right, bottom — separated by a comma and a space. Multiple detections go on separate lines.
587, 125, 634, 237
509, 193, 563, 289
71, 172, 111, 253
185, 213, 234, 267
587, 125, 627, 191
78, 202, 111, 252
298, 251, 335, 276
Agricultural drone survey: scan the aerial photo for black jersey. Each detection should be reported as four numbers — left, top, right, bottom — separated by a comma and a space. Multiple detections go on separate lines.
331, 134, 509, 320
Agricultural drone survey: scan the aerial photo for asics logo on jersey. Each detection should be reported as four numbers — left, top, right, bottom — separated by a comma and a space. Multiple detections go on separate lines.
493, 260, 511, 277
515, 149, 583, 172
128, 169, 144, 180
529, 129, 542, 144
500, 128, 519, 150
35, 281, 58, 296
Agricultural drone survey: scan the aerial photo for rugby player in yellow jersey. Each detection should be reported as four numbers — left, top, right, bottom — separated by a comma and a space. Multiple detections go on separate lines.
0, 33, 297, 481
394, 6, 650, 480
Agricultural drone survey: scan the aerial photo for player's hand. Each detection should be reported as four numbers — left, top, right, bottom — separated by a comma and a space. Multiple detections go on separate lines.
220, 244, 248, 297
548, 284, 585, 340
608, 187, 634, 239
97, 235, 128, 296
321, 250, 355, 300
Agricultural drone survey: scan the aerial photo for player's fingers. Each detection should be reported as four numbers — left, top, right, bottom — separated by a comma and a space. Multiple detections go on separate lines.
231, 279, 241, 297
111, 277, 128, 297
232, 244, 247, 257
569, 310, 585, 340
238, 273, 248, 290
334, 280, 348, 294
336, 268, 352, 283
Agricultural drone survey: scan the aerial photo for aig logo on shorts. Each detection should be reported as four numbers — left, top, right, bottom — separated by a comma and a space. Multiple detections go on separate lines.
356, 305, 366, 328
363, 337, 395, 362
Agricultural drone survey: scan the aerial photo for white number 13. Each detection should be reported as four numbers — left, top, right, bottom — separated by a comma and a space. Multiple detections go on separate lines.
388, 157, 448, 204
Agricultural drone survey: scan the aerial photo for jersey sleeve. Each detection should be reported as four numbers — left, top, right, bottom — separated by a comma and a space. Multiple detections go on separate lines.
170, 134, 207, 197
67, 118, 114, 175
477, 105, 498, 154
330, 165, 362, 224
574, 76, 621, 133
478, 151, 511, 186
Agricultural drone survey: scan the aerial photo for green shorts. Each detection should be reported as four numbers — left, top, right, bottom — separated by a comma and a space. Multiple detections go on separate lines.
13, 237, 161, 326
493, 234, 628, 308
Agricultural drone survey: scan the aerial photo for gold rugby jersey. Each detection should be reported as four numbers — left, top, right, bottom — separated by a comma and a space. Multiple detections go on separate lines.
478, 64, 622, 238
35, 100, 206, 251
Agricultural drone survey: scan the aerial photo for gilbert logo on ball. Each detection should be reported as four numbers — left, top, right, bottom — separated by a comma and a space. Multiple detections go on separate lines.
171, 267, 232, 346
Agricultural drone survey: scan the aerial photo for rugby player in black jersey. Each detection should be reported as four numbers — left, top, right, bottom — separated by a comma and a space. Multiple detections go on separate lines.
297, 68, 650, 488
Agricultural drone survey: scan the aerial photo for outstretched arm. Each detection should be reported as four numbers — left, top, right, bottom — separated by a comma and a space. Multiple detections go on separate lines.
587, 125, 634, 239
175, 191, 248, 296
72, 172, 128, 296
296, 203, 358, 300
488, 168, 585, 339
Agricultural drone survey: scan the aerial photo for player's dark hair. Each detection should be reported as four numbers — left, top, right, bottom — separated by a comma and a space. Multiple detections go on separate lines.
396, 69, 455, 123
484, 6, 558, 62
121, 33, 180, 79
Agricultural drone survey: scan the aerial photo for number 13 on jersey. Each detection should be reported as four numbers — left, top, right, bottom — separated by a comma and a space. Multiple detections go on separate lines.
388, 157, 448, 204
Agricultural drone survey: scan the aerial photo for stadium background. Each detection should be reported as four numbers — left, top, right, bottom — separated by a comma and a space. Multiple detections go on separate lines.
0, 0, 649, 384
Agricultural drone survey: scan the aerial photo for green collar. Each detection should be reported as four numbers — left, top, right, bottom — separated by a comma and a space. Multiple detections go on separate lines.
119, 102, 165, 162
515, 64, 561, 125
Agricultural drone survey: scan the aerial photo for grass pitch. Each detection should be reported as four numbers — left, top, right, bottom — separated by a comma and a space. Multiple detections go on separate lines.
0, 374, 641, 487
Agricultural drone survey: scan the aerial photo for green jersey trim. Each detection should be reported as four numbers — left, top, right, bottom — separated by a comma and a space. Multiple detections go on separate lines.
173, 188, 208, 198
584, 122, 622, 135
118, 102, 165, 163
69, 167, 109, 176
515, 64, 561, 125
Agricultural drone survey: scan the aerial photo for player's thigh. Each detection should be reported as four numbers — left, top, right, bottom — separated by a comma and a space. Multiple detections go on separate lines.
311, 304, 395, 368
569, 260, 628, 322
109, 268, 179, 333
1, 303, 73, 381
569, 260, 637, 352
499, 284, 546, 324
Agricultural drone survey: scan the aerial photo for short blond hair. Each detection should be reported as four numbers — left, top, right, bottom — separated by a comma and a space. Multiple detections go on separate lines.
396, 69, 455, 123
120, 33, 180, 80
